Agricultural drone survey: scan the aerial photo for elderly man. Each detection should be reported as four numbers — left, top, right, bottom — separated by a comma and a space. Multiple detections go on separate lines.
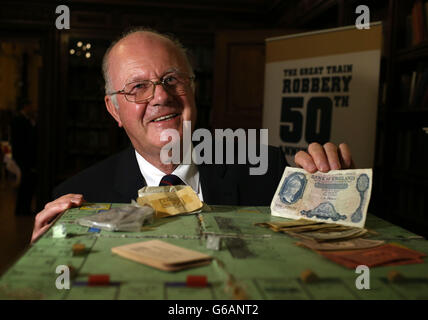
31, 28, 354, 243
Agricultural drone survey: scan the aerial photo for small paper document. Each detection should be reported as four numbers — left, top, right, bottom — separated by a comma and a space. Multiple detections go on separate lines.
271, 167, 373, 228
111, 240, 212, 271
137, 186, 203, 217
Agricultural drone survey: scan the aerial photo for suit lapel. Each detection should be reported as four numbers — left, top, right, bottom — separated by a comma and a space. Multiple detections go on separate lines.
114, 146, 146, 201
198, 163, 239, 205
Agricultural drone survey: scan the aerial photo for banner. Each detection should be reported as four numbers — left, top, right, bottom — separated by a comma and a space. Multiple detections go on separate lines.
262, 23, 382, 168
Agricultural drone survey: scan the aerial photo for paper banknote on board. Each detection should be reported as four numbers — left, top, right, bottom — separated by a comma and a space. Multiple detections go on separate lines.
271, 167, 373, 228
137, 185, 203, 217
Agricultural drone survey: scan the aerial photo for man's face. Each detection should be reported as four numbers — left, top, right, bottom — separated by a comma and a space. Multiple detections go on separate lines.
105, 33, 197, 159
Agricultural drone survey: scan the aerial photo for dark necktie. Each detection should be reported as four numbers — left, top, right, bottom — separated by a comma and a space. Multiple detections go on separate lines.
159, 174, 185, 186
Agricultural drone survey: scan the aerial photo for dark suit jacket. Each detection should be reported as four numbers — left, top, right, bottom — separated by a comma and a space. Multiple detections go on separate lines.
53, 145, 286, 206
11, 113, 37, 171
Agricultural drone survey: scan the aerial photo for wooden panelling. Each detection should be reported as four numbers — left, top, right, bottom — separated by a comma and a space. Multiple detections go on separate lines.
212, 29, 299, 129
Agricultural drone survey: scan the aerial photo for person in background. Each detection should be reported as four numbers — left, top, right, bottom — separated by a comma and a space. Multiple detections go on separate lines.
10, 101, 38, 215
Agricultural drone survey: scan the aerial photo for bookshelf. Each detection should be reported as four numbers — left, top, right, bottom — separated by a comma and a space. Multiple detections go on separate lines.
55, 35, 128, 185
372, 0, 428, 236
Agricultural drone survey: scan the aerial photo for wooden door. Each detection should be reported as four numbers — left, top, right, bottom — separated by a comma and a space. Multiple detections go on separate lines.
211, 29, 299, 130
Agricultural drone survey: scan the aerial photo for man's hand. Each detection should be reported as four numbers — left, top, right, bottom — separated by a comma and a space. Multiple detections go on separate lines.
295, 142, 355, 173
31, 194, 85, 244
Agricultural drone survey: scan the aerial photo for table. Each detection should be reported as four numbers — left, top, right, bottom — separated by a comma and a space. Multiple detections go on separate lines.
1, 204, 428, 300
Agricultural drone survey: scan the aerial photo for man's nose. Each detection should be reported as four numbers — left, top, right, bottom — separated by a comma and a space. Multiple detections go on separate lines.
150, 81, 173, 106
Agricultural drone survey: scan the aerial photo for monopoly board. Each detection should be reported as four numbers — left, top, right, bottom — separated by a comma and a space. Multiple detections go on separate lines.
1, 204, 428, 300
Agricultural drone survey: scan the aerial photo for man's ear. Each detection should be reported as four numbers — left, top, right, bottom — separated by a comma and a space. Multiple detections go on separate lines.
105, 96, 122, 127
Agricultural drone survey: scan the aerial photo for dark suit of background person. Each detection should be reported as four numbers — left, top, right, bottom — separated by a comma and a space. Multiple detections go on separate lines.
10, 105, 37, 215
53, 145, 286, 206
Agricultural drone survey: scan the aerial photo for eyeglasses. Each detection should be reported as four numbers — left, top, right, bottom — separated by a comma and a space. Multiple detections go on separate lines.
108, 72, 195, 103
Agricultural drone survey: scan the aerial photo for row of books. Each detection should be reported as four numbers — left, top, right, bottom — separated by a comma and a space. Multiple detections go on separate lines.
393, 127, 428, 171
67, 100, 111, 123
68, 67, 105, 98
372, 165, 426, 230
405, 0, 428, 47
67, 129, 111, 151
392, 182, 426, 222
399, 64, 428, 109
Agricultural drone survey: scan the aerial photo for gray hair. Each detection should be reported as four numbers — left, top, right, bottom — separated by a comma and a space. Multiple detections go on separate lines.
102, 27, 194, 108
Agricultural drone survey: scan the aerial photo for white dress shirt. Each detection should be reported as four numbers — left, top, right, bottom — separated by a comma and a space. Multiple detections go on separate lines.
135, 150, 204, 201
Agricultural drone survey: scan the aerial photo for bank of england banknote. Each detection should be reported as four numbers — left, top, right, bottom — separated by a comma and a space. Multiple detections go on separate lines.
271, 167, 373, 228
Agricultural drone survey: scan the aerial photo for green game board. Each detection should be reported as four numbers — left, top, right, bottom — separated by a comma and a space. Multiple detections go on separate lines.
1, 204, 428, 300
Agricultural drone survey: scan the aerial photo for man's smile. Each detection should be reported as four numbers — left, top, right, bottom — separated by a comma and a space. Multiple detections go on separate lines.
151, 113, 181, 123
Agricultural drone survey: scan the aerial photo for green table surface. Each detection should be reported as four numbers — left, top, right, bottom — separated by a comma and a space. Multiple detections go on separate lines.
1, 204, 428, 300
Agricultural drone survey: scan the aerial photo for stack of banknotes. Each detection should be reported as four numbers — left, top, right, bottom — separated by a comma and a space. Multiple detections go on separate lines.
137, 185, 204, 217
256, 218, 424, 267
255, 219, 384, 251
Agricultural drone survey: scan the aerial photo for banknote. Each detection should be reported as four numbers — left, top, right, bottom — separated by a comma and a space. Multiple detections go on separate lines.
255, 220, 343, 233
271, 167, 373, 228
254, 219, 368, 242
295, 238, 385, 251
254, 219, 322, 230
138, 186, 181, 197
137, 185, 203, 217
287, 228, 368, 242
